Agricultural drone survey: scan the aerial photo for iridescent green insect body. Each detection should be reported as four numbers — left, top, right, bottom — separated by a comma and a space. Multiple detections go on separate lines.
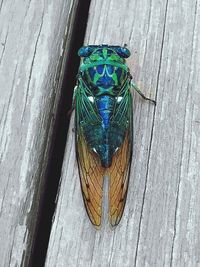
74, 45, 155, 228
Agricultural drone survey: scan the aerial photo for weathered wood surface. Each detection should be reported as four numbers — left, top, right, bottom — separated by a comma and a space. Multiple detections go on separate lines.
46, 0, 200, 266
0, 0, 78, 266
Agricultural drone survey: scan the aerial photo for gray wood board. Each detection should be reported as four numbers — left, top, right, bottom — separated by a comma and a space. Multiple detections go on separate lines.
45, 0, 200, 266
0, 0, 78, 266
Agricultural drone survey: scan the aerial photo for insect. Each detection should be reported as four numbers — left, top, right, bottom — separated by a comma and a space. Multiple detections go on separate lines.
73, 45, 156, 228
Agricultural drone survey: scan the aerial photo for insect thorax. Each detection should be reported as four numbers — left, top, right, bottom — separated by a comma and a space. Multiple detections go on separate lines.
79, 46, 131, 97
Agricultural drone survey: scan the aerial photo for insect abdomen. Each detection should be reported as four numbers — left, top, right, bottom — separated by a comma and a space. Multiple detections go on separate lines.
95, 95, 115, 167
96, 95, 114, 128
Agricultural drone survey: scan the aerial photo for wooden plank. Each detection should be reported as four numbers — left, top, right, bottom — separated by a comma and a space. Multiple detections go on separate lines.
136, 1, 200, 266
45, 0, 200, 266
0, 0, 79, 266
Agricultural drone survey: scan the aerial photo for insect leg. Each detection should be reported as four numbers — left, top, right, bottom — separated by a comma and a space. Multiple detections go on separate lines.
131, 82, 156, 105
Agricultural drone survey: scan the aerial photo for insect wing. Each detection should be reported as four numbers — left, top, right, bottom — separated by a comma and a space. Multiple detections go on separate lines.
75, 85, 105, 228
108, 90, 133, 226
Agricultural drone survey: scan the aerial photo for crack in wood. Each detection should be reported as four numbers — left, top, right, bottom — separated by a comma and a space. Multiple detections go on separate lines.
0, 0, 3, 14
21, 3, 44, 121
0, 63, 18, 163
29, 0, 91, 265
0, 0, 82, 266
0, 28, 9, 65
24, 0, 32, 19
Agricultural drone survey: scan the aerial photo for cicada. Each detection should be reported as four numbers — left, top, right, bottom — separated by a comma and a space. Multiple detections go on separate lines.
73, 45, 155, 228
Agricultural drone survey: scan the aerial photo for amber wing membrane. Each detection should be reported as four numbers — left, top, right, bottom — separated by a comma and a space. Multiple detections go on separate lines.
108, 131, 132, 226
76, 130, 105, 228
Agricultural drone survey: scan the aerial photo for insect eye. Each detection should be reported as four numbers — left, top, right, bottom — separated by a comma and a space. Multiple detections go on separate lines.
78, 46, 95, 57
116, 47, 131, 58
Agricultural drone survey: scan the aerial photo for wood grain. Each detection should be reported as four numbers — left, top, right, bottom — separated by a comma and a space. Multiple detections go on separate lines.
0, 0, 78, 266
46, 0, 200, 266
